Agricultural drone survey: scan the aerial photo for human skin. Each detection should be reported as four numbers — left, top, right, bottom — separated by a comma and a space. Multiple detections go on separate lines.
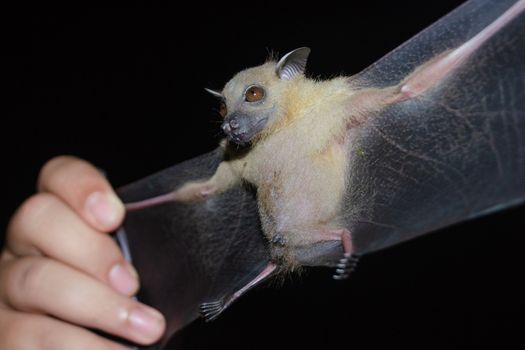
0, 156, 166, 349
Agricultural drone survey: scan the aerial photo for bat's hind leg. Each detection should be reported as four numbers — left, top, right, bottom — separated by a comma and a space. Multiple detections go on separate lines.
280, 226, 361, 280
200, 262, 277, 322
333, 229, 361, 280
293, 227, 360, 280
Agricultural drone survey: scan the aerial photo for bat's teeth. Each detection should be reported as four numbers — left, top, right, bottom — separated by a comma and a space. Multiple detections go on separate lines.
339, 258, 349, 264
336, 268, 346, 274
199, 300, 225, 322
337, 263, 347, 269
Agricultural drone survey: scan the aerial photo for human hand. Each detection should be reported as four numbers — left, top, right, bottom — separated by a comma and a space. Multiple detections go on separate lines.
0, 156, 165, 349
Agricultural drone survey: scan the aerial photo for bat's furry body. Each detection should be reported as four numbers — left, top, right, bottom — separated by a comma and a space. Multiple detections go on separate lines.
171, 27, 509, 270
174, 57, 356, 270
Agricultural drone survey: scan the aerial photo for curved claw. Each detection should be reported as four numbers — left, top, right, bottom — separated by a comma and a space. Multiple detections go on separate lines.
332, 253, 361, 280
200, 299, 226, 322
199, 262, 278, 322
333, 273, 349, 280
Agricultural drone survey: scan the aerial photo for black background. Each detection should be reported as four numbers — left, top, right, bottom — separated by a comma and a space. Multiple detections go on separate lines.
2, 1, 524, 349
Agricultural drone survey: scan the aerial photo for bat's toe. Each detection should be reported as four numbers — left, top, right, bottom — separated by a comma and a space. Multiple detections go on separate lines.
332, 253, 360, 280
200, 300, 225, 322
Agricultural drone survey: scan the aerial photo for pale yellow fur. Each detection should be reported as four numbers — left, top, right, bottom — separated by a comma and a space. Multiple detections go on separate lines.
174, 61, 357, 266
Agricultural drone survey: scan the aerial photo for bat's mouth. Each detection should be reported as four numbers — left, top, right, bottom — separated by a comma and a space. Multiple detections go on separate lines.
222, 112, 268, 145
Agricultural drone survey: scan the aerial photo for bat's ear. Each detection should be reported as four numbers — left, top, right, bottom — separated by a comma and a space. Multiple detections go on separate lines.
204, 88, 224, 99
275, 47, 311, 80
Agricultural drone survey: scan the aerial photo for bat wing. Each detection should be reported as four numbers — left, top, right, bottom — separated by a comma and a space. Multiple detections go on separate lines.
343, 0, 525, 254
116, 149, 270, 349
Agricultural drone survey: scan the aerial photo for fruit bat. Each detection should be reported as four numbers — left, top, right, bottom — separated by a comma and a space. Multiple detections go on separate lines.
115, 0, 525, 348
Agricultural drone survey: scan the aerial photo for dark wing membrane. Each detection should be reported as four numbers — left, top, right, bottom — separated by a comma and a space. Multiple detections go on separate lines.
117, 149, 269, 349
345, 0, 525, 254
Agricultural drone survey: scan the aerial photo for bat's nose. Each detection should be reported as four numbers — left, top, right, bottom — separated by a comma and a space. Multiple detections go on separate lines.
221, 122, 231, 133
229, 119, 239, 129
221, 119, 240, 134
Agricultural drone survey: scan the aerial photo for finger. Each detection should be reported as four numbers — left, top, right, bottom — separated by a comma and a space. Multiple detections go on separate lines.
0, 308, 129, 350
37, 156, 125, 232
0, 257, 166, 345
7, 193, 138, 296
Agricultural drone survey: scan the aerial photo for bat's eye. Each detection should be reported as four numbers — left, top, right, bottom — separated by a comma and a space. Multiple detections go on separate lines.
219, 102, 227, 118
245, 86, 265, 103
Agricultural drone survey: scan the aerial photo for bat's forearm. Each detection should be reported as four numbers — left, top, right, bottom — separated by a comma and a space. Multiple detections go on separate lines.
168, 160, 241, 202
208, 161, 242, 193
125, 159, 242, 209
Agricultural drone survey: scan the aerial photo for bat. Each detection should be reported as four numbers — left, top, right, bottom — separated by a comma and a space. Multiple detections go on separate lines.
116, 0, 525, 348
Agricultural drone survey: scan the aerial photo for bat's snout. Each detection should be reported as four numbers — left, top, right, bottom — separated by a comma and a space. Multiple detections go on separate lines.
221, 118, 240, 134
221, 121, 232, 134
222, 112, 268, 145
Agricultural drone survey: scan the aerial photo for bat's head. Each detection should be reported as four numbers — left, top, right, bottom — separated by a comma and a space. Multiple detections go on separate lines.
206, 47, 311, 146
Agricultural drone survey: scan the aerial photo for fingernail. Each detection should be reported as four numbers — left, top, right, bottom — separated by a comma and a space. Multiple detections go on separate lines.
128, 305, 165, 340
85, 191, 124, 228
109, 262, 139, 295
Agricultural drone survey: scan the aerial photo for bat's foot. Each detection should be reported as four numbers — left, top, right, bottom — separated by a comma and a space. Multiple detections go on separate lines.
331, 228, 360, 280
199, 262, 277, 322
270, 233, 288, 247
333, 253, 361, 280
200, 300, 226, 322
